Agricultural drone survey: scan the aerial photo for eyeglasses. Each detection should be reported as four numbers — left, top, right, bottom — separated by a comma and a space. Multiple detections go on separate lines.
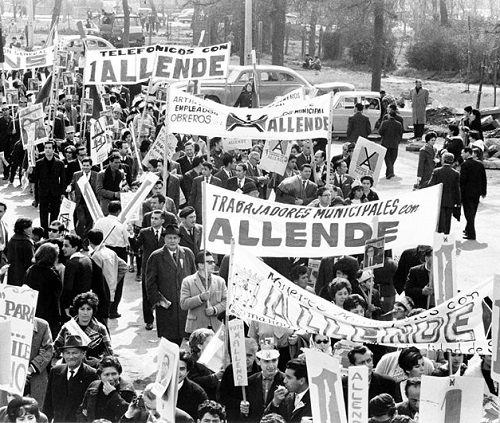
206, 260, 216, 264
48, 228, 59, 233
315, 339, 330, 344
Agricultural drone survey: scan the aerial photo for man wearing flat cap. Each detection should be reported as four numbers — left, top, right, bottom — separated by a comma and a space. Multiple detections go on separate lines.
44, 335, 98, 423
146, 224, 196, 344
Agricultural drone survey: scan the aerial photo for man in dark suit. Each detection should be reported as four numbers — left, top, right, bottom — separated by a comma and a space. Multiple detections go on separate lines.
178, 206, 202, 256
331, 142, 354, 169
342, 346, 397, 410
379, 110, 403, 179
427, 152, 461, 234
181, 156, 204, 202
332, 159, 354, 198
347, 103, 371, 143
43, 335, 98, 423
32, 140, 66, 235
70, 157, 98, 244
189, 162, 222, 224
264, 358, 311, 423
146, 224, 196, 344
214, 153, 236, 189
460, 146, 487, 240
164, 161, 181, 212
227, 163, 256, 193
142, 194, 178, 229
134, 210, 166, 331
294, 141, 313, 171
404, 246, 434, 309
241, 348, 285, 422
276, 164, 317, 205
176, 141, 196, 175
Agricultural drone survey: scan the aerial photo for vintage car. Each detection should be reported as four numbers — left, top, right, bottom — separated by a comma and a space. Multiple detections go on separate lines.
60, 35, 114, 55
172, 65, 314, 107
99, 14, 145, 48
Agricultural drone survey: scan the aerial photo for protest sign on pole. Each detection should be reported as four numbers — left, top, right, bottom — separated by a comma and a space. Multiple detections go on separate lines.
3, 45, 55, 70
491, 274, 500, 383
348, 136, 386, 185
84, 43, 231, 85
228, 319, 248, 387
221, 137, 253, 151
90, 117, 109, 166
433, 232, 458, 306
0, 284, 38, 396
77, 176, 104, 223
204, 183, 441, 257
227, 245, 493, 354
57, 197, 76, 231
120, 192, 139, 223
153, 337, 179, 423
0, 320, 12, 386
198, 324, 226, 372
260, 140, 292, 175
18, 103, 47, 149
168, 88, 331, 140
348, 366, 368, 423
419, 375, 483, 423
141, 126, 178, 167
304, 349, 347, 423
363, 236, 385, 270
117, 172, 159, 223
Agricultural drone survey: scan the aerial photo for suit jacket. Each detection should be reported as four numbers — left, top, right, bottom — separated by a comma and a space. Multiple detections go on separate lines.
347, 111, 371, 143
142, 210, 178, 229
179, 224, 203, 256
404, 263, 431, 309
165, 173, 181, 212
214, 168, 234, 189
43, 362, 98, 423
332, 173, 355, 198
226, 176, 255, 193
61, 253, 93, 310
460, 157, 487, 199
180, 272, 227, 333
189, 175, 222, 220
65, 160, 81, 184
379, 117, 403, 149
96, 167, 126, 215
246, 371, 285, 421
417, 143, 435, 187
146, 246, 196, 340
295, 152, 313, 171
264, 390, 312, 423
6, 233, 34, 286
177, 154, 195, 175
181, 168, 201, 200
427, 164, 461, 207
134, 227, 166, 272
276, 175, 317, 205
176, 378, 208, 420
393, 247, 423, 294
32, 156, 66, 198
71, 170, 98, 205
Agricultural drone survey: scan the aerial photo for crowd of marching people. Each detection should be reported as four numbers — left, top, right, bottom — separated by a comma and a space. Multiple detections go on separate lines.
0, 52, 494, 423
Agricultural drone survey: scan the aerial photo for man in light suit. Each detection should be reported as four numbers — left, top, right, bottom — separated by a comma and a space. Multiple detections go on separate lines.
180, 251, 227, 335
70, 156, 98, 245
276, 164, 317, 205
332, 159, 355, 198
134, 210, 166, 331
0, 202, 9, 267
178, 206, 202, 256
189, 162, 222, 224
43, 335, 98, 423
146, 224, 196, 344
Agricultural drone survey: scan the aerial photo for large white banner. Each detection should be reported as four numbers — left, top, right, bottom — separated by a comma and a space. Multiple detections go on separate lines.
3, 46, 55, 70
228, 245, 493, 354
0, 285, 38, 395
491, 274, 500, 383
84, 43, 231, 85
204, 183, 441, 257
348, 136, 386, 184
168, 88, 331, 140
0, 320, 12, 386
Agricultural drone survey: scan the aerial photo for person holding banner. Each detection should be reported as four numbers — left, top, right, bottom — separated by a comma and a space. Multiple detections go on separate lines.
403, 246, 434, 309
276, 164, 317, 206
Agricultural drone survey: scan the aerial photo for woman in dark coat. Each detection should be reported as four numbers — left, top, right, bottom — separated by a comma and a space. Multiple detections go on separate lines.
233, 82, 253, 108
24, 242, 63, 338
7, 217, 34, 286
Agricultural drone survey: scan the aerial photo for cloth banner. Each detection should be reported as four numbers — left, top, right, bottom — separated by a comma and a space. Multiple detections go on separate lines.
433, 233, 458, 306
304, 349, 347, 423
228, 319, 248, 387
348, 366, 368, 423
3, 45, 55, 70
0, 284, 38, 395
141, 126, 178, 167
204, 183, 441, 257
228, 245, 493, 354
18, 103, 47, 149
491, 274, 500, 383
153, 337, 179, 423
117, 172, 159, 223
84, 43, 231, 85
0, 320, 12, 386
90, 117, 110, 165
221, 138, 253, 151
419, 375, 483, 422
77, 176, 104, 223
57, 198, 76, 231
198, 324, 226, 373
260, 140, 293, 175
267, 87, 307, 108
168, 87, 331, 140
348, 136, 386, 184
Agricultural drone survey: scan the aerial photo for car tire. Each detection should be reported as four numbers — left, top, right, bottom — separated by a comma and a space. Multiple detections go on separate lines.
205, 95, 221, 104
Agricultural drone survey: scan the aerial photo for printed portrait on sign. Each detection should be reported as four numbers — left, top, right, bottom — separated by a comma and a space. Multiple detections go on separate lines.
81, 98, 94, 116
363, 236, 385, 269
5, 90, 19, 106
27, 78, 39, 92
63, 72, 74, 87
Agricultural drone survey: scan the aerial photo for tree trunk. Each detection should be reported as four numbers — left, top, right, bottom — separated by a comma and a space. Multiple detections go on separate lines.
371, 0, 384, 91
432, 0, 439, 21
308, 11, 317, 57
440, 0, 449, 26
122, 0, 130, 47
271, 0, 286, 66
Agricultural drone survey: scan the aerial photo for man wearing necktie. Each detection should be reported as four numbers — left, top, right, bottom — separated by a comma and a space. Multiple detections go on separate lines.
189, 162, 222, 224
332, 159, 355, 198
179, 206, 202, 256
276, 164, 317, 205
0, 202, 8, 267
247, 151, 269, 199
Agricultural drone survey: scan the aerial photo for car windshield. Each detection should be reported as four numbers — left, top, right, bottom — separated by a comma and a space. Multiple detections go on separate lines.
114, 17, 141, 27
227, 69, 243, 84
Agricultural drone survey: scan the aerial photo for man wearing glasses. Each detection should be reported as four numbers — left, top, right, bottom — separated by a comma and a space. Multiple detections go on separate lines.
180, 250, 227, 336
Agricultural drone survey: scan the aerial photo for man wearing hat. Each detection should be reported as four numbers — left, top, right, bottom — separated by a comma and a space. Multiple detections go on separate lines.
146, 224, 196, 344
239, 348, 285, 422
178, 206, 202, 256
43, 335, 98, 423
